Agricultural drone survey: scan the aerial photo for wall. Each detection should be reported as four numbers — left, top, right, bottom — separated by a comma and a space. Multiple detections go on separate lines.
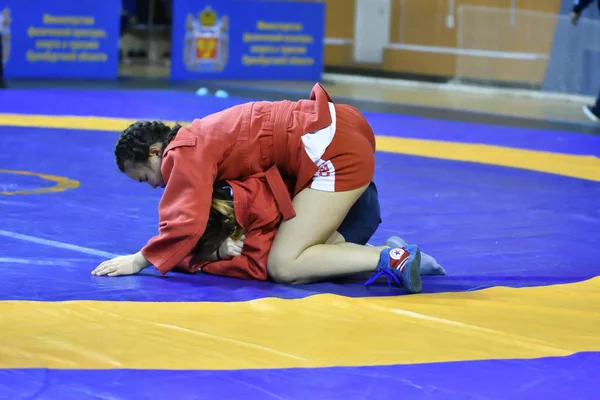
323, 0, 564, 85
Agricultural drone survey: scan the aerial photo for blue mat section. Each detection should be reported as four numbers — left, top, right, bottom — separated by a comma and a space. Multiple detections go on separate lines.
1, 352, 597, 400
1, 124, 598, 302
1, 88, 600, 156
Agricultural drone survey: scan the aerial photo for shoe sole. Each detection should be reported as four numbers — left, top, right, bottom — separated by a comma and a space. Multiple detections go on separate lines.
402, 245, 422, 294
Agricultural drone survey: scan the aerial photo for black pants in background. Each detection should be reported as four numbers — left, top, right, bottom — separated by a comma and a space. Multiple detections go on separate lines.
0, 33, 5, 88
0, 33, 4, 88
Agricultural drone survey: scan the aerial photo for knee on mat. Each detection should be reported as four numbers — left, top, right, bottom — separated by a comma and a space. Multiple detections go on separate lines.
267, 254, 300, 284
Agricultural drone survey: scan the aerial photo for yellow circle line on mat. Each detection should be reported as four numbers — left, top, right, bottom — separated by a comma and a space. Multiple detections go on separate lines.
1, 277, 599, 370
0, 169, 80, 196
1, 113, 600, 182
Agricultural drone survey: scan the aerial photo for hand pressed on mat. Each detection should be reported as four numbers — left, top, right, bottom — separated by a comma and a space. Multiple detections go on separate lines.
91, 252, 150, 277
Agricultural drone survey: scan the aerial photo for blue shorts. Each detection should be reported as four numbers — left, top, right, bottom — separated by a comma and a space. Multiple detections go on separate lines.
337, 181, 382, 245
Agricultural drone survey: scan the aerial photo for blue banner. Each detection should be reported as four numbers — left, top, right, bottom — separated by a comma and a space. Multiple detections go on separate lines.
1, 0, 120, 79
171, 0, 325, 81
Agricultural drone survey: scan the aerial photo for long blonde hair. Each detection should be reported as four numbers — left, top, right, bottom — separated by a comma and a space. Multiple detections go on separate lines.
192, 184, 244, 258
210, 197, 244, 240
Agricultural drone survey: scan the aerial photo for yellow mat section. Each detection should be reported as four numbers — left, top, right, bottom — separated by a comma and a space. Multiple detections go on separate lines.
1, 113, 600, 183
2, 277, 599, 370
0, 113, 141, 132
376, 136, 600, 183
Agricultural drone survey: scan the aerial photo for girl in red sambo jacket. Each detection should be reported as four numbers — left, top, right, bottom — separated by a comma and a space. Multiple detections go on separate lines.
182, 173, 444, 282
92, 83, 426, 293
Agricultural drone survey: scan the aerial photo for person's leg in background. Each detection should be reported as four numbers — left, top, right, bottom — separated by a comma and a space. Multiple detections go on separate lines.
0, 32, 5, 89
336, 181, 446, 276
582, 90, 600, 122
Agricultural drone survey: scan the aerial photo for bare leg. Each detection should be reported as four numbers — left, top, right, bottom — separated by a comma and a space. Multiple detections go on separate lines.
326, 231, 346, 245
328, 231, 386, 251
268, 185, 390, 284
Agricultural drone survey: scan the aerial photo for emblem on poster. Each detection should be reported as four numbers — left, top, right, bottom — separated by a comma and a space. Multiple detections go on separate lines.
184, 5, 229, 72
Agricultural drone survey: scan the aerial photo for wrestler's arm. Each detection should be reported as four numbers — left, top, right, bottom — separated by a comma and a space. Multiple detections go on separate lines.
92, 146, 218, 277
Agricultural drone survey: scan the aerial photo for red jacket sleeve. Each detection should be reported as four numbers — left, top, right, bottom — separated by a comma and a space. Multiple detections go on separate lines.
141, 142, 218, 274
192, 225, 274, 281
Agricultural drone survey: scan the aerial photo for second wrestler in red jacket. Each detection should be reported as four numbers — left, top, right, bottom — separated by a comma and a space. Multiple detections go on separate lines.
176, 168, 445, 282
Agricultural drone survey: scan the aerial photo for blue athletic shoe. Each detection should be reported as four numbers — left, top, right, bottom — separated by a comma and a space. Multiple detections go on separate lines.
364, 246, 422, 294
386, 236, 446, 276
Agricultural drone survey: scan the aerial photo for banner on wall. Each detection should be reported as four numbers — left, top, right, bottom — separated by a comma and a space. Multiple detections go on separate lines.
171, 0, 325, 81
1, 0, 120, 79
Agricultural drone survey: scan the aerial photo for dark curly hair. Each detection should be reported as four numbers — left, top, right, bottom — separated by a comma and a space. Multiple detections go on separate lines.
190, 184, 245, 263
114, 121, 182, 172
